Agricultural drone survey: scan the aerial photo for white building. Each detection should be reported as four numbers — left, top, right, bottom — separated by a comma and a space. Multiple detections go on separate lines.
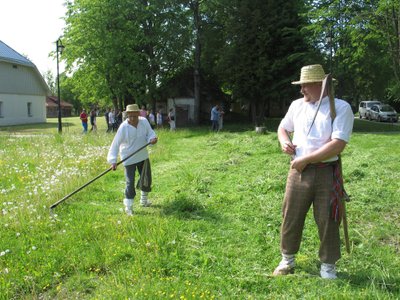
0, 40, 50, 126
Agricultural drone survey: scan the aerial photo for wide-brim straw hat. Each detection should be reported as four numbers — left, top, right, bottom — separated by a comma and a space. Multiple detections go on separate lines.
292, 64, 329, 85
125, 104, 140, 112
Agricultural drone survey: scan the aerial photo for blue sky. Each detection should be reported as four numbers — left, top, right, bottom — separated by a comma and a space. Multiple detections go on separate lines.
0, 0, 66, 75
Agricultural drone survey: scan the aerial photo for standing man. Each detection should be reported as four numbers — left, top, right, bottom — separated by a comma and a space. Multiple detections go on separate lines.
107, 104, 158, 216
210, 104, 220, 132
108, 109, 115, 132
89, 109, 97, 132
273, 64, 354, 279
79, 109, 88, 133
105, 108, 111, 133
168, 108, 176, 131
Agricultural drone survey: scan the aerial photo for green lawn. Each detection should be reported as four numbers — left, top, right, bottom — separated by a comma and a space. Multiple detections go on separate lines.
0, 117, 399, 299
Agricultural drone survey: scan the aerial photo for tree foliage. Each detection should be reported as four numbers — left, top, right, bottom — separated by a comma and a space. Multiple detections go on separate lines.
62, 0, 192, 110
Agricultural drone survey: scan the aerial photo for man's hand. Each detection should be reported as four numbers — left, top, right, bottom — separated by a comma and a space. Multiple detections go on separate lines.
150, 137, 158, 145
111, 163, 117, 171
281, 141, 297, 156
290, 156, 309, 173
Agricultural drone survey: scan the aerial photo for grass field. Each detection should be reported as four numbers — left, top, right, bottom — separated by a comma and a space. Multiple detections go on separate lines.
0, 117, 399, 299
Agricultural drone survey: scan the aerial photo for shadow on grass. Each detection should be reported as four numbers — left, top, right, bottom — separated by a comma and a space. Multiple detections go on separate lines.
161, 193, 221, 221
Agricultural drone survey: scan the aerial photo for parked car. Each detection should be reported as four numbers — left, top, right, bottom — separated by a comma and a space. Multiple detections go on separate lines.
358, 101, 382, 119
368, 104, 398, 122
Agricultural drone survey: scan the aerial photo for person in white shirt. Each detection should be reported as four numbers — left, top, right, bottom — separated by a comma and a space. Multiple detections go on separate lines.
108, 109, 115, 132
107, 104, 158, 216
273, 64, 354, 279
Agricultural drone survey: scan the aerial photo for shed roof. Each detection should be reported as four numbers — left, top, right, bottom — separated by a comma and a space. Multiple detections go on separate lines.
46, 96, 74, 108
0, 40, 35, 67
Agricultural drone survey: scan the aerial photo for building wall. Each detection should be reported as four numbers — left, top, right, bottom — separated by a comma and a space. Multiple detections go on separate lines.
0, 93, 46, 126
0, 62, 47, 96
0, 61, 48, 126
168, 97, 195, 122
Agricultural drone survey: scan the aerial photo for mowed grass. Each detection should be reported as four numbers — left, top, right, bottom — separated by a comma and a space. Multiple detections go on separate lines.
0, 116, 399, 299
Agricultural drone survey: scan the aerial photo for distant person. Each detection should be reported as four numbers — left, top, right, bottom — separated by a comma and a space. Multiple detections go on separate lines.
156, 110, 163, 129
140, 105, 148, 118
79, 109, 88, 133
218, 106, 225, 131
89, 109, 97, 132
168, 108, 176, 131
115, 109, 123, 129
105, 108, 111, 133
148, 109, 156, 129
107, 104, 158, 216
273, 64, 354, 279
210, 104, 220, 131
112, 109, 120, 132
108, 109, 115, 132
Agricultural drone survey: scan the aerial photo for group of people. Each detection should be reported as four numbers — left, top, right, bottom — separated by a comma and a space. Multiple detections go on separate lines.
79, 108, 98, 133
140, 105, 176, 131
103, 64, 354, 280
104, 108, 123, 133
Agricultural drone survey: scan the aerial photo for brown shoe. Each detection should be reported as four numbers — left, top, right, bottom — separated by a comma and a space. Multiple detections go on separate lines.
272, 266, 294, 276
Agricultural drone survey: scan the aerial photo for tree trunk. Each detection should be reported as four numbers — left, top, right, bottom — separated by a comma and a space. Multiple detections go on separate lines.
192, 0, 201, 125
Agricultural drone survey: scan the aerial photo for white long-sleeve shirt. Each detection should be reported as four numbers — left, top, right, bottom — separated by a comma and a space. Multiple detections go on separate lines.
107, 117, 157, 166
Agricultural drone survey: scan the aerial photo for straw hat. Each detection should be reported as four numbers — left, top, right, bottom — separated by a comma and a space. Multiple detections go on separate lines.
125, 104, 140, 112
292, 64, 328, 85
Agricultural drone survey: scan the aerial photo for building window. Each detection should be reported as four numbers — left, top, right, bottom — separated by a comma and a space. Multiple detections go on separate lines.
27, 102, 32, 117
0, 101, 3, 117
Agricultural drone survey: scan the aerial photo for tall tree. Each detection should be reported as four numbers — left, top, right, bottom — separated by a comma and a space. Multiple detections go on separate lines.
214, 0, 312, 124
62, 0, 192, 109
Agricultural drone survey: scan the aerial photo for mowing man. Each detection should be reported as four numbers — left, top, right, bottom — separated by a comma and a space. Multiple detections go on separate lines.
107, 104, 158, 216
274, 64, 354, 279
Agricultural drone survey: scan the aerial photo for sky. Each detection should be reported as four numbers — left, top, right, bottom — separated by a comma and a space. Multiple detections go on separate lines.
0, 0, 67, 75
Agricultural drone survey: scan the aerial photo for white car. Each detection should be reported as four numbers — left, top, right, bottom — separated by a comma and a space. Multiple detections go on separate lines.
358, 101, 382, 119
369, 104, 398, 122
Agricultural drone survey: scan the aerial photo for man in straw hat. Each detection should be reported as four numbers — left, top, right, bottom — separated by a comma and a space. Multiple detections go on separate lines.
273, 64, 354, 279
107, 104, 158, 216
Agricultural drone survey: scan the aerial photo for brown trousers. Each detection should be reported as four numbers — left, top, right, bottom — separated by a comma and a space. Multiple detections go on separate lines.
281, 164, 341, 264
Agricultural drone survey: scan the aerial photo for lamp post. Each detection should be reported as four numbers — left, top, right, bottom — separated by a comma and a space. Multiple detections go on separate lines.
56, 39, 65, 133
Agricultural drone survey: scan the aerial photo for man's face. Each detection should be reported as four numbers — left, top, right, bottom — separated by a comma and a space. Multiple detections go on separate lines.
300, 82, 322, 103
127, 111, 140, 124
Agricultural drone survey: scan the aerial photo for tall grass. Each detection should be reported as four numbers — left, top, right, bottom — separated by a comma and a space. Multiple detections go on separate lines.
0, 117, 399, 299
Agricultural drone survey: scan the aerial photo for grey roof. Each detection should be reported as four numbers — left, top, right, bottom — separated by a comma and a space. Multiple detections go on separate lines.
0, 40, 35, 67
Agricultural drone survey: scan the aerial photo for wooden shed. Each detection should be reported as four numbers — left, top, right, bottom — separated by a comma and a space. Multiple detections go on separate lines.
46, 96, 73, 118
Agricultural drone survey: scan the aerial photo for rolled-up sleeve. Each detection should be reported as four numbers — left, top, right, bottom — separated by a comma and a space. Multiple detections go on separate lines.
332, 103, 354, 143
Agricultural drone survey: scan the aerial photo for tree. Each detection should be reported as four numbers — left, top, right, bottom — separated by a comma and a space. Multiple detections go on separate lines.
212, 0, 312, 124
62, 0, 192, 110
42, 70, 56, 95
303, 0, 396, 106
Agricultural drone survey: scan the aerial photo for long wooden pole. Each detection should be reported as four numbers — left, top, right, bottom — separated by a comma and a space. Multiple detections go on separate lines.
326, 74, 351, 254
50, 142, 151, 210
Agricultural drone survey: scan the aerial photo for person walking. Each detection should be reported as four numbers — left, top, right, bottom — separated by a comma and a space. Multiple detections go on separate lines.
148, 109, 156, 129
156, 110, 163, 129
273, 64, 354, 279
210, 104, 220, 132
168, 108, 176, 131
108, 109, 115, 132
105, 108, 111, 133
107, 104, 158, 216
218, 106, 225, 131
79, 109, 88, 133
89, 109, 97, 132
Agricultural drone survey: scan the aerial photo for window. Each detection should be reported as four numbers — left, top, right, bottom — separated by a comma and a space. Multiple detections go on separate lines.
27, 102, 32, 117
0, 101, 3, 117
